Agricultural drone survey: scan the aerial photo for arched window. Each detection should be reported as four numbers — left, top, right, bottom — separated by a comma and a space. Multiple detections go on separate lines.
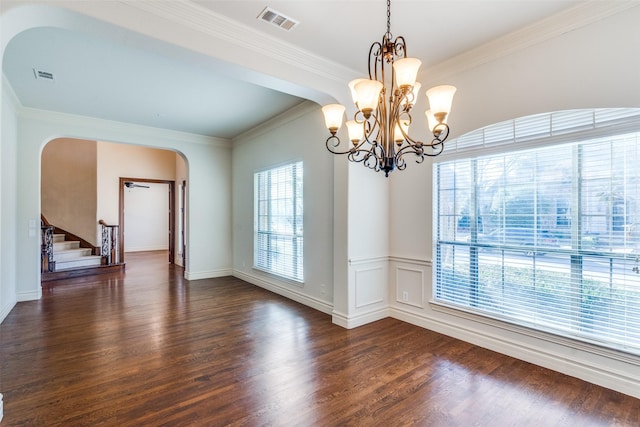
433, 109, 640, 355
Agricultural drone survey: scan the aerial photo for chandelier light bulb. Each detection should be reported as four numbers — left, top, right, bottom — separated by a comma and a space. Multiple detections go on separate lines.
425, 109, 446, 137
393, 58, 421, 88
402, 82, 421, 108
393, 120, 410, 143
426, 85, 457, 122
348, 78, 368, 105
354, 79, 383, 118
321, 104, 346, 134
346, 120, 364, 144
425, 109, 437, 132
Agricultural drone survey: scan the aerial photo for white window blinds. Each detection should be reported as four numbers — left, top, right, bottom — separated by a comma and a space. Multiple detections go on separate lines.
443, 109, 640, 157
434, 125, 640, 355
254, 161, 303, 282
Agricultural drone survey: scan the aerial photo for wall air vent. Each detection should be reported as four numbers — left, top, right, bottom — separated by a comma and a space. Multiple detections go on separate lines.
257, 7, 298, 31
33, 69, 55, 81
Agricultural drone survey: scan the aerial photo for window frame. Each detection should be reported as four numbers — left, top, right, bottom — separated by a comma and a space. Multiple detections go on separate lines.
253, 160, 304, 283
432, 110, 640, 357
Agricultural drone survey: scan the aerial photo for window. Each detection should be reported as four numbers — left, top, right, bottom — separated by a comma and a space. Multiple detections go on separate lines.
434, 111, 640, 355
254, 161, 303, 282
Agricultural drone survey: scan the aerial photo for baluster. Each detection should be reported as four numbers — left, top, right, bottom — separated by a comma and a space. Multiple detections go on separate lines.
111, 225, 119, 264
41, 225, 55, 272
100, 221, 120, 266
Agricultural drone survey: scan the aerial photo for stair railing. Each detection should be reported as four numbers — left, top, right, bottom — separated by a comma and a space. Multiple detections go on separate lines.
41, 223, 56, 273
99, 220, 120, 265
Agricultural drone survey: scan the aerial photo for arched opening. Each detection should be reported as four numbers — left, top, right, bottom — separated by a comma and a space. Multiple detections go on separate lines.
40, 137, 188, 279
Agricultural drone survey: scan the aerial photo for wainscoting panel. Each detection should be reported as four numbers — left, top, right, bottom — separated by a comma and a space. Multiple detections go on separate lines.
355, 266, 385, 308
395, 266, 424, 308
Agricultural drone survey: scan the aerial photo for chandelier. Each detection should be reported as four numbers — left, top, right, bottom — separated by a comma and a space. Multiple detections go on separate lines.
321, 0, 456, 177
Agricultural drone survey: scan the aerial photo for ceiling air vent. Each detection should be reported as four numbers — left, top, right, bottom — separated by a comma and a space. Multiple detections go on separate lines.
33, 69, 55, 81
257, 7, 298, 31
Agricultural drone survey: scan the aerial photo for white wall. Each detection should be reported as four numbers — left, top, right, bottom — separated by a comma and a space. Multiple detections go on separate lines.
0, 78, 19, 322
389, 7, 640, 399
333, 162, 390, 328
124, 182, 169, 252
421, 4, 640, 140
232, 102, 334, 314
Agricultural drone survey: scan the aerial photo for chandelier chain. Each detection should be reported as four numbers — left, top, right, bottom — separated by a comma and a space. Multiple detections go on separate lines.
386, 0, 391, 37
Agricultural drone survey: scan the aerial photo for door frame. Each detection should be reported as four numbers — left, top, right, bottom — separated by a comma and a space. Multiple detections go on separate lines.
180, 180, 187, 267
119, 177, 176, 264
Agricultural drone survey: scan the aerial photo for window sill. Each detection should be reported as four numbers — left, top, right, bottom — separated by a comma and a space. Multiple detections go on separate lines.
429, 299, 640, 366
252, 266, 304, 288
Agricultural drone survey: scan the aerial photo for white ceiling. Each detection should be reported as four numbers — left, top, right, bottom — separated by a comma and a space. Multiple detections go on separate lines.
3, 0, 585, 139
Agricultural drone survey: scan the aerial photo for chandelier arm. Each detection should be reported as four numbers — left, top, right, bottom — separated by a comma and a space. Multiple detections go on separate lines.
362, 111, 383, 149
325, 135, 356, 155
396, 140, 422, 156
369, 42, 383, 82
395, 143, 422, 167
348, 144, 383, 171
421, 144, 445, 157
432, 123, 451, 142
392, 35, 407, 59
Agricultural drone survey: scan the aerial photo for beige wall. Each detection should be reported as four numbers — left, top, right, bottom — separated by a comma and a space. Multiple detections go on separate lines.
41, 138, 98, 245
96, 141, 177, 244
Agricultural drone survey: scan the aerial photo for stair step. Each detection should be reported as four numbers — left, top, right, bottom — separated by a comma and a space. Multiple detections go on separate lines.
53, 248, 93, 261
42, 263, 126, 282
53, 241, 80, 251
53, 234, 66, 243
55, 255, 103, 271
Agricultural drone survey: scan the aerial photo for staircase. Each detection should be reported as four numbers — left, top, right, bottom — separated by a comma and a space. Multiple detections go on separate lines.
41, 217, 125, 282
52, 233, 103, 270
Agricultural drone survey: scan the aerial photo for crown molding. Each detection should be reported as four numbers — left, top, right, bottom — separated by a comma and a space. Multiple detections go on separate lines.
232, 100, 318, 145
424, 1, 639, 83
18, 107, 232, 148
119, 0, 357, 84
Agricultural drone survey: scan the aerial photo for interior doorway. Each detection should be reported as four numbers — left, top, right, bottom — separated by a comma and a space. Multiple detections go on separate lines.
119, 177, 175, 264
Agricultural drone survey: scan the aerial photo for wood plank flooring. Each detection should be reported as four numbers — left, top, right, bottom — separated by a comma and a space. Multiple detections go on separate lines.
1, 251, 638, 426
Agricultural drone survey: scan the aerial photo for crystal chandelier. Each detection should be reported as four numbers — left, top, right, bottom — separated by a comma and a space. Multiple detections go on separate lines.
321, 0, 456, 177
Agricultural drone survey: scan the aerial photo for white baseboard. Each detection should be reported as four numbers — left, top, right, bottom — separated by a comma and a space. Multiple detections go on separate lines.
390, 306, 640, 399
0, 392, 3, 423
234, 270, 333, 315
185, 269, 233, 280
17, 290, 40, 302
0, 298, 16, 324
125, 246, 169, 253
332, 307, 389, 329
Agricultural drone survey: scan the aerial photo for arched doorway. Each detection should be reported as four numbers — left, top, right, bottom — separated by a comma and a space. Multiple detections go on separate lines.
40, 138, 188, 276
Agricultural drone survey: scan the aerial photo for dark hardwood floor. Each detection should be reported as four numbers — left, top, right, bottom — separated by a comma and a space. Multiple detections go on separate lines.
1, 251, 638, 426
